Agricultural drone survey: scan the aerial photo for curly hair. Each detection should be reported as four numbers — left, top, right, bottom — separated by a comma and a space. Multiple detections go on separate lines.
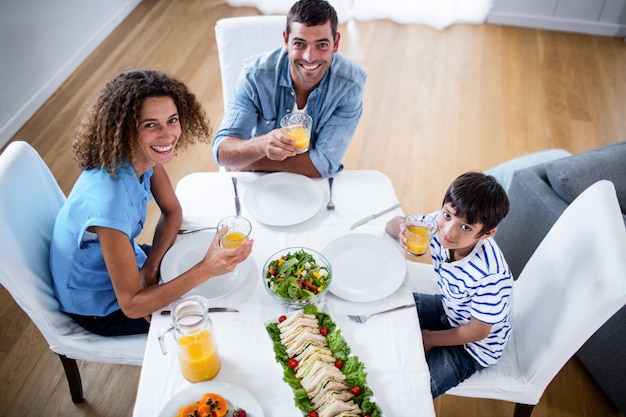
72, 69, 211, 178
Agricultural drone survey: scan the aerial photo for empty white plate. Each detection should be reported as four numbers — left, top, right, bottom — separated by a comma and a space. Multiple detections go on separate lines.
322, 233, 407, 302
244, 172, 323, 226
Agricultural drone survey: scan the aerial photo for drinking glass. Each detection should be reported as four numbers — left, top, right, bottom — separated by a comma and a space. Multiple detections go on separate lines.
280, 112, 312, 153
217, 216, 251, 248
403, 214, 438, 256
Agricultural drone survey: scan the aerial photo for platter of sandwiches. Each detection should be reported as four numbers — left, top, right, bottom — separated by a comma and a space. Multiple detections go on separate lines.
265, 305, 382, 417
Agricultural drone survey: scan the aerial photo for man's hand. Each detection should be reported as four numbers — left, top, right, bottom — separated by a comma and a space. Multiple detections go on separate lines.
261, 129, 299, 161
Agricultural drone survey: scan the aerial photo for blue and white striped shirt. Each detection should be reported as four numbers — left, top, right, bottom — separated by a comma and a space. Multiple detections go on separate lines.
431, 231, 513, 367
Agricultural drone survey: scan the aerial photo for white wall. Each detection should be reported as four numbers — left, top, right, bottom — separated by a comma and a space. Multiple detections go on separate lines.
0, 0, 141, 147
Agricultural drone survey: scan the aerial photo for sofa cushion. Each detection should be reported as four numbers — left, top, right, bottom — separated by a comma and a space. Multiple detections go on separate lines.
545, 141, 626, 214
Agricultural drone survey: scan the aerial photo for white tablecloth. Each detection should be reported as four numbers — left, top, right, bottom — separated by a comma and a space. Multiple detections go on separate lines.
133, 170, 437, 417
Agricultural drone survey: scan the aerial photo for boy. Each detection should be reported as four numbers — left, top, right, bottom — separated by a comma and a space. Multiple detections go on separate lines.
386, 172, 512, 397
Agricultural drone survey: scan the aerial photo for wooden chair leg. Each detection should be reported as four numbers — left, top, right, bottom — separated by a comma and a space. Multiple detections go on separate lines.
513, 403, 535, 417
57, 354, 84, 403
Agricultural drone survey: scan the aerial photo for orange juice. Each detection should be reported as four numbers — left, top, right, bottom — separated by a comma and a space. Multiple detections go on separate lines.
222, 231, 248, 248
178, 330, 221, 382
284, 124, 311, 152
405, 225, 431, 256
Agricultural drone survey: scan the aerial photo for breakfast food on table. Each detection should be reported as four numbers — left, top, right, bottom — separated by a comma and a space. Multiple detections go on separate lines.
266, 306, 381, 417
175, 392, 228, 417
264, 249, 331, 307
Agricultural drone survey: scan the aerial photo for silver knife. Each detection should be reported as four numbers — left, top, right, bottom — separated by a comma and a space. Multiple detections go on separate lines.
232, 176, 241, 216
160, 307, 239, 316
350, 202, 402, 230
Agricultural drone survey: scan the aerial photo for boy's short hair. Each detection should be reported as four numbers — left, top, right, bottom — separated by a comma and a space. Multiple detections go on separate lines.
442, 172, 510, 236
286, 0, 338, 38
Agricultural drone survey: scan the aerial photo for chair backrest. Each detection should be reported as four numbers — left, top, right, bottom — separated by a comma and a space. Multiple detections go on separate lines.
0, 141, 147, 363
0, 141, 146, 364
0, 141, 72, 344
214, 15, 286, 107
513, 180, 626, 387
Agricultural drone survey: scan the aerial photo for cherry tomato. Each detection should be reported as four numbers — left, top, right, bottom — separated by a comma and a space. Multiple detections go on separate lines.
278, 315, 287, 323
288, 358, 298, 368
319, 327, 328, 336
334, 359, 343, 369
350, 386, 361, 395
307, 411, 319, 417
233, 409, 247, 417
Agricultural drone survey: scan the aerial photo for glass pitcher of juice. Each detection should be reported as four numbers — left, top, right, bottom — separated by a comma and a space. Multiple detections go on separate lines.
158, 296, 221, 382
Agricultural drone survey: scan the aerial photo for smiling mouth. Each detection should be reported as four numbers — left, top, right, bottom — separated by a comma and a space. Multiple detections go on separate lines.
151, 144, 174, 153
439, 232, 454, 245
300, 63, 321, 71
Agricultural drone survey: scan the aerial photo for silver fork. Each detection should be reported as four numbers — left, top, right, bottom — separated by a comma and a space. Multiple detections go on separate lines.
347, 304, 414, 324
327, 177, 335, 210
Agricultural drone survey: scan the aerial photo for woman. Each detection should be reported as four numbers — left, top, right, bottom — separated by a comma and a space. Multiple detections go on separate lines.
50, 69, 253, 336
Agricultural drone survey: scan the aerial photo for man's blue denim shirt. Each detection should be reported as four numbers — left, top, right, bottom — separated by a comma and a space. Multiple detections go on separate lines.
213, 47, 367, 178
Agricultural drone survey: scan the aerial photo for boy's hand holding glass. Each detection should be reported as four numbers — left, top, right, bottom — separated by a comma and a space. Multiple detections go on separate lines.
402, 214, 438, 256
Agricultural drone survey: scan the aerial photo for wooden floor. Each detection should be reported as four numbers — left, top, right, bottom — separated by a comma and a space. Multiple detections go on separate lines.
1, 0, 625, 416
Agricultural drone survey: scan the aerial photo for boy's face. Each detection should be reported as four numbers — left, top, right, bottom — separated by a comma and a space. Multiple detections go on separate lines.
437, 203, 496, 259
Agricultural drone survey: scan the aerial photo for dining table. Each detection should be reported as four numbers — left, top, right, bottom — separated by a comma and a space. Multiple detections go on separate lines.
132, 169, 438, 417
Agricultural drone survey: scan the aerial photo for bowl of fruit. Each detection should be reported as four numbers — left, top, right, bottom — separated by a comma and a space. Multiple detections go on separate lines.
262, 247, 332, 309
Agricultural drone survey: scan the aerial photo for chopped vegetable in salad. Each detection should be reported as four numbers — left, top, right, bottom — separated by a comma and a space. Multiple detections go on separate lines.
265, 249, 330, 300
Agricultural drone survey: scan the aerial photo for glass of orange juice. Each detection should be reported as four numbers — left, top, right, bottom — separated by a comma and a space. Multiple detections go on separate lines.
403, 214, 438, 256
217, 216, 251, 248
158, 296, 221, 382
280, 112, 312, 153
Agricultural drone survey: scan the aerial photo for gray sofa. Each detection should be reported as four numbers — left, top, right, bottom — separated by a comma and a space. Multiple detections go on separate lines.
490, 141, 626, 414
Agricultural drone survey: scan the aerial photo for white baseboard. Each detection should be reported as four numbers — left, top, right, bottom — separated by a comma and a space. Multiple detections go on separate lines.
487, 11, 626, 37
0, 0, 141, 148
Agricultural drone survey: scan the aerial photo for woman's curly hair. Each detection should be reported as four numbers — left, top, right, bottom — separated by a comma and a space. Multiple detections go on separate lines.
72, 69, 211, 178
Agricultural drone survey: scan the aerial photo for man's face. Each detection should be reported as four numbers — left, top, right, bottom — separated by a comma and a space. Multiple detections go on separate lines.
283, 21, 340, 90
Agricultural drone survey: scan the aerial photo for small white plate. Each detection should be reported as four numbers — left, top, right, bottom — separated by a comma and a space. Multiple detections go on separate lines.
158, 381, 264, 417
322, 234, 407, 302
161, 232, 251, 299
244, 172, 323, 226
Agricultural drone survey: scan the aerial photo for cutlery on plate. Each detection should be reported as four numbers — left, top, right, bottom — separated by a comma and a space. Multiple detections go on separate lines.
177, 226, 217, 235
347, 304, 414, 323
349, 202, 402, 230
160, 307, 239, 316
326, 177, 335, 211
232, 176, 241, 216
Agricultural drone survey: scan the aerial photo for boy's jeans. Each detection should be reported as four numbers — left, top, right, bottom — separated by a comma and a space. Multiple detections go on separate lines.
413, 293, 484, 398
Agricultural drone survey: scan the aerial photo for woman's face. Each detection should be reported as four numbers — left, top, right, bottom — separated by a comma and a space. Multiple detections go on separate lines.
134, 96, 181, 175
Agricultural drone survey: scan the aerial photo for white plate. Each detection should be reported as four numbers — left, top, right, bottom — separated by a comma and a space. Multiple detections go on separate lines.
158, 381, 264, 417
243, 172, 323, 226
161, 232, 251, 299
322, 234, 407, 302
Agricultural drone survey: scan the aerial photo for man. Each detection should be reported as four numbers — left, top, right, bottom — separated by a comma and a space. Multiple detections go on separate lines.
212, 0, 367, 178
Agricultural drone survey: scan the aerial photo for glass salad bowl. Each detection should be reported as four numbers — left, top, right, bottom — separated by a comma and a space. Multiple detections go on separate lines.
262, 247, 332, 309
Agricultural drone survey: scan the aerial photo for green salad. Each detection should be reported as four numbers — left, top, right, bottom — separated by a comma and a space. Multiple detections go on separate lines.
264, 249, 331, 300
266, 305, 382, 416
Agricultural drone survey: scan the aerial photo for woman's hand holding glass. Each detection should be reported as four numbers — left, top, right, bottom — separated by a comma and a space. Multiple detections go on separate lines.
198, 232, 253, 280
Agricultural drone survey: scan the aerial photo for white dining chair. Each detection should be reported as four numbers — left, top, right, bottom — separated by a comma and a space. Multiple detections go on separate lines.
445, 180, 626, 417
0, 141, 146, 403
214, 15, 286, 108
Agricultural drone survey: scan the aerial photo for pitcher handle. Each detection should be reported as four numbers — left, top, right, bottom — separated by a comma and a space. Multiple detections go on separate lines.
157, 324, 174, 355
